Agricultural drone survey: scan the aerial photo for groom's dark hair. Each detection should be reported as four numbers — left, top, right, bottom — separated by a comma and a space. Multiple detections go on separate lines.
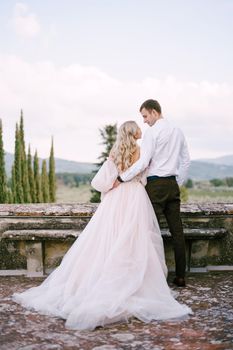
140, 99, 162, 114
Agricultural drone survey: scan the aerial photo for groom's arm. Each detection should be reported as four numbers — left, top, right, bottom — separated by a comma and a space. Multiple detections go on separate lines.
176, 135, 190, 186
120, 128, 155, 182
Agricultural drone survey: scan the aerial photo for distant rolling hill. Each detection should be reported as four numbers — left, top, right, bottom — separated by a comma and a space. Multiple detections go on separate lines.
197, 154, 233, 166
188, 160, 233, 180
53, 158, 97, 174
5, 152, 97, 176
4, 152, 233, 180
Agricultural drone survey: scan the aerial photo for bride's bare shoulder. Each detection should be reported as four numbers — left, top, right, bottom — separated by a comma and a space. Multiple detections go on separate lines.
132, 145, 140, 163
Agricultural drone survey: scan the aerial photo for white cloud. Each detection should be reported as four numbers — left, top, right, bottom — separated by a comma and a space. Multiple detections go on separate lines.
0, 54, 232, 162
10, 2, 41, 38
43, 23, 57, 48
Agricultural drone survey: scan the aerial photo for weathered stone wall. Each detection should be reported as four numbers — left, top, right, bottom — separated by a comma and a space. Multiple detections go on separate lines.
0, 203, 232, 276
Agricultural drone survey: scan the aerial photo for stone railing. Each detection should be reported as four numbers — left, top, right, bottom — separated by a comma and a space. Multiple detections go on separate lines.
0, 203, 232, 276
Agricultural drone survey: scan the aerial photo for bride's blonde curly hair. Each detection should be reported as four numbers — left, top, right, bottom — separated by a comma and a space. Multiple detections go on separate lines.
111, 121, 140, 173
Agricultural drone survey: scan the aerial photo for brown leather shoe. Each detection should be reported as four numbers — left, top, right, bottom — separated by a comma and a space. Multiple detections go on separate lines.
173, 277, 186, 287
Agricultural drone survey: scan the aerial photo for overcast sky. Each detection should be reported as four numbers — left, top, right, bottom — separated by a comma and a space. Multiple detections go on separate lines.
0, 0, 233, 162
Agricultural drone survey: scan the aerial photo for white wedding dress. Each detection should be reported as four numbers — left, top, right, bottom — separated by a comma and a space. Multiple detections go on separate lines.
12, 159, 192, 330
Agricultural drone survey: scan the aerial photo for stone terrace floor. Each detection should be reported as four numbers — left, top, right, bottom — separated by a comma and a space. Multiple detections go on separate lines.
0, 272, 233, 350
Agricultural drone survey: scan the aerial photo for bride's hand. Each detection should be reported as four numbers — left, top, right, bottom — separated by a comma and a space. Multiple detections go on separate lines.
112, 179, 121, 189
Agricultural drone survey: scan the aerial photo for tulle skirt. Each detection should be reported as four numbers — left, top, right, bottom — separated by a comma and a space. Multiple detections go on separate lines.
13, 181, 192, 330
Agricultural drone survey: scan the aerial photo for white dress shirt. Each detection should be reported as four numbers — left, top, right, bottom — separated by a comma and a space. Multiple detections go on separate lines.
121, 118, 190, 185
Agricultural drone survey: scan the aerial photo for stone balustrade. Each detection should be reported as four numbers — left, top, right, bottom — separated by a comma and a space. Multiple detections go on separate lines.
0, 203, 232, 276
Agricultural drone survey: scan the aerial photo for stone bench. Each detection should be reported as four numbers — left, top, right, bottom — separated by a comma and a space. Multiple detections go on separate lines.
1, 229, 80, 277
1, 227, 227, 276
0, 203, 232, 276
161, 228, 227, 271
2, 229, 81, 240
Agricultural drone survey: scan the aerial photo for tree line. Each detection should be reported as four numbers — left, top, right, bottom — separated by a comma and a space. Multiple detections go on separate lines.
56, 173, 92, 187
209, 178, 233, 187
0, 111, 56, 203
184, 178, 233, 188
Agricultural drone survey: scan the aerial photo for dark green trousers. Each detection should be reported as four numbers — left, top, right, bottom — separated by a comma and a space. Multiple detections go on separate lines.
146, 177, 186, 278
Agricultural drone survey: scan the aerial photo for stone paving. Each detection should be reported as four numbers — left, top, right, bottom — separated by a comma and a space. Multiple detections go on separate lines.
0, 272, 233, 350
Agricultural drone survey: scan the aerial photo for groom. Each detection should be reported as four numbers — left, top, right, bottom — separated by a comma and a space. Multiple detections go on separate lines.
115, 99, 190, 287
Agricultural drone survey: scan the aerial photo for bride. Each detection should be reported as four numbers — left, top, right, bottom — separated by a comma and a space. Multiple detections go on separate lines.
13, 121, 192, 330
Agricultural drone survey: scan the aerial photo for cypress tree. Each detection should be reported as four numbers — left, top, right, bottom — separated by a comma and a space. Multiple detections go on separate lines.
27, 145, 36, 203
0, 119, 8, 203
49, 137, 56, 202
41, 159, 50, 202
34, 150, 42, 202
90, 124, 117, 203
11, 165, 16, 203
19, 111, 31, 202
98, 124, 118, 162
6, 188, 13, 203
13, 123, 24, 203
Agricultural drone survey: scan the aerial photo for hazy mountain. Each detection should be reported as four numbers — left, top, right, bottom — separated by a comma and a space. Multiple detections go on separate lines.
54, 157, 97, 174
4, 152, 233, 180
197, 154, 233, 166
188, 161, 233, 180
5, 152, 96, 176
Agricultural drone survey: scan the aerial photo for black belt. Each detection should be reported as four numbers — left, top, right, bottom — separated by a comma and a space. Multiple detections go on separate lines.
147, 175, 176, 182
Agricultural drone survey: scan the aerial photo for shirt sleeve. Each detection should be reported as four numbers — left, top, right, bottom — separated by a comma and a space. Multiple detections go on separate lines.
176, 134, 190, 186
121, 128, 155, 182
